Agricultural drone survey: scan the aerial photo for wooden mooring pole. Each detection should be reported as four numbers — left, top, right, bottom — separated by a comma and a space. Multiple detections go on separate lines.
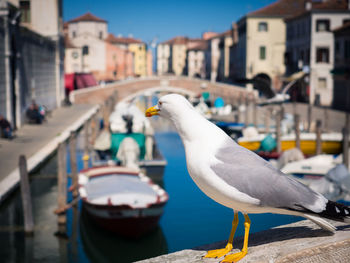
253, 98, 258, 128
307, 104, 312, 132
324, 107, 329, 132
245, 96, 249, 126
294, 114, 301, 150
316, 120, 322, 155
276, 108, 282, 153
265, 107, 271, 133
19, 155, 34, 235
57, 141, 67, 227
343, 114, 350, 169
83, 120, 90, 169
69, 131, 78, 198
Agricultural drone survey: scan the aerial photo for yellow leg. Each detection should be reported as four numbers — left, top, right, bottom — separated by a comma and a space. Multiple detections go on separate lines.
204, 211, 239, 259
222, 214, 251, 263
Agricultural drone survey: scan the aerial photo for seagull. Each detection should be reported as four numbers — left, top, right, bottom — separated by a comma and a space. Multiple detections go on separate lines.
145, 94, 350, 262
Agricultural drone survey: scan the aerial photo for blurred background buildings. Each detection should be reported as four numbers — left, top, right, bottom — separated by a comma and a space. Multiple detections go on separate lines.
0, 0, 349, 129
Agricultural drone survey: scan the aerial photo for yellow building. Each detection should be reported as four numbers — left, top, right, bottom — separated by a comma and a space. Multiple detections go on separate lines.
128, 42, 147, 77
231, 0, 305, 94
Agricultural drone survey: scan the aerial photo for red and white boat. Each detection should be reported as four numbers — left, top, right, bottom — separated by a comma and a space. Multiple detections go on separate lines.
78, 165, 169, 238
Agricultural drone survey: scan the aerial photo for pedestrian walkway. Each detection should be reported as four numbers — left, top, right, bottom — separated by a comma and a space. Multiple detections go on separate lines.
0, 103, 98, 202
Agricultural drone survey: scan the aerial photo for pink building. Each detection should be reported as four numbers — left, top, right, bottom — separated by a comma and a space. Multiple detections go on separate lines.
105, 39, 134, 80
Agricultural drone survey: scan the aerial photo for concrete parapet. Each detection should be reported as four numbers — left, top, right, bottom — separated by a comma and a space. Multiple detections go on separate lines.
137, 219, 350, 263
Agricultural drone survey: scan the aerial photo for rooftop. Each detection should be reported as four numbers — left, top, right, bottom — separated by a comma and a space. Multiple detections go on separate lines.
247, 0, 305, 18
106, 33, 144, 45
187, 41, 208, 51
286, 0, 350, 21
161, 36, 189, 45
67, 12, 107, 23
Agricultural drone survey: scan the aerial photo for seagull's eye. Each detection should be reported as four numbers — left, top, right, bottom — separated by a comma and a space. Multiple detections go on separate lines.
158, 101, 162, 107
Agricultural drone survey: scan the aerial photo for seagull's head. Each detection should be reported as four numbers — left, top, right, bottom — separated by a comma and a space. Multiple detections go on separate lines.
145, 93, 194, 120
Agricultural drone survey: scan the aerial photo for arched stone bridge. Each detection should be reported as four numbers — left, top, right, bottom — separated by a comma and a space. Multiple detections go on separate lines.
70, 76, 257, 106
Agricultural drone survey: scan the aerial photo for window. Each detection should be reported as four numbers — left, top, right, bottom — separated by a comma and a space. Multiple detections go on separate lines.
20, 0, 31, 23
260, 46, 266, 60
318, 78, 327, 89
316, 47, 329, 63
335, 41, 340, 55
72, 51, 79, 59
345, 40, 350, 59
316, 19, 330, 32
72, 31, 76, 38
99, 31, 103, 39
82, 45, 89, 55
343, 19, 350, 25
284, 52, 290, 64
299, 50, 304, 62
258, 22, 268, 32
238, 23, 246, 36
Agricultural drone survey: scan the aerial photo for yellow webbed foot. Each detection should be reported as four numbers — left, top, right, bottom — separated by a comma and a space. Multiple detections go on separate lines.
204, 244, 233, 259
221, 250, 247, 263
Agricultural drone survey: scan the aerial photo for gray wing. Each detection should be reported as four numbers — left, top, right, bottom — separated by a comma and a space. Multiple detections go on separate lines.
211, 138, 324, 212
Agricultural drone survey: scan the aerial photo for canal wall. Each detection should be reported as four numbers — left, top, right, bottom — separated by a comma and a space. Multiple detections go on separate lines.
137, 218, 350, 263
0, 104, 99, 203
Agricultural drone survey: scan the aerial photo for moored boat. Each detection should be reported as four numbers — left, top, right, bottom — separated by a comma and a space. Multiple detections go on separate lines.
92, 102, 167, 182
281, 154, 337, 179
238, 132, 342, 155
78, 165, 169, 238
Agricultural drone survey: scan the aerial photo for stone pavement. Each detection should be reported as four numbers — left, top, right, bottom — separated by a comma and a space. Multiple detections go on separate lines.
138, 219, 350, 263
0, 103, 98, 202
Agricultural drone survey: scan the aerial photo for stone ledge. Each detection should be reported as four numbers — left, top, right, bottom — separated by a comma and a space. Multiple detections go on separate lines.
137, 219, 350, 263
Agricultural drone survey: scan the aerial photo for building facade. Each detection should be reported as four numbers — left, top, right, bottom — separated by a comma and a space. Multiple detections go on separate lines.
157, 36, 188, 76
332, 22, 350, 111
106, 34, 149, 77
231, 0, 306, 96
157, 43, 170, 75
128, 41, 147, 77
0, 0, 64, 128
65, 13, 108, 81
105, 34, 135, 80
285, 0, 350, 106
186, 40, 207, 78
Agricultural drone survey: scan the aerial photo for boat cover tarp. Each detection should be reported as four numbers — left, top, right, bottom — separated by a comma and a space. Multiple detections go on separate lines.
111, 133, 146, 160
259, 134, 276, 152
86, 174, 157, 206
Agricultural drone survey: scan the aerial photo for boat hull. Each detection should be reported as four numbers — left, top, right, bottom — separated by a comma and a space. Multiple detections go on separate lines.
239, 140, 341, 155
83, 202, 165, 238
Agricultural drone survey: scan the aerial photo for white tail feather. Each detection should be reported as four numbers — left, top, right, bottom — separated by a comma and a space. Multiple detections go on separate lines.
304, 214, 336, 233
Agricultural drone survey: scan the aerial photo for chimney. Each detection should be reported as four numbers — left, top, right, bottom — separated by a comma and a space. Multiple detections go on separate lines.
305, 1, 312, 11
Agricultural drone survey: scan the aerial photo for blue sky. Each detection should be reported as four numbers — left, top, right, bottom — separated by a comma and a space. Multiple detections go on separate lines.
63, 0, 276, 44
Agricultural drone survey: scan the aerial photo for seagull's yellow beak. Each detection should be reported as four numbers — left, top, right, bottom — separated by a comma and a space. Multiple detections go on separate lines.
145, 105, 159, 117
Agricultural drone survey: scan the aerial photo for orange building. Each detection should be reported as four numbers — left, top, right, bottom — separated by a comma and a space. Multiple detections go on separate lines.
105, 41, 134, 80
